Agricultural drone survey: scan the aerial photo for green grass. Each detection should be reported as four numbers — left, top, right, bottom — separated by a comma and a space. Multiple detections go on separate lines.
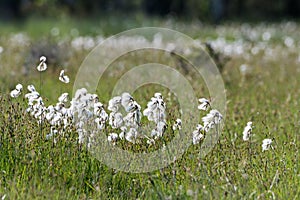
0, 18, 299, 199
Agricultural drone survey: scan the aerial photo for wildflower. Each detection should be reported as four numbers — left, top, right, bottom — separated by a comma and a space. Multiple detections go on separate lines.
50, 112, 62, 126
202, 109, 222, 132
119, 126, 127, 139
108, 133, 119, 145
16, 84, 23, 91
108, 96, 122, 112
58, 93, 68, 103
143, 107, 155, 121
262, 138, 272, 152
192, 124, 204, 145
74, 88, 87, 100
109, 112, 123, 129
242, 121, 252, 141
154, 92, 163, 99
123, 109, 141, 128
98, 109, 108, 123
25, 91, 40, 101
172, 118, 182, 131
94, 102, 104, 116
54, 101, 64, 111
59, 70, 70, 83
91, 94, 98, 102
27, 85, 36, 92
26, 93, 40, 107
198, 98, 210, 111
143, 93, 167, 137
121, 92, 134, 112
126, 99, 141, 113
118, 93, 142, 128
37, 56, 47, 71
143, 93, 166, 123
62, 115, 71, 128
10, 83, 23, 98
151, 121, 166, 138
95, 117, 106, 130
45, 107, 55, 122
125, 128, 140, 144
157, 121, 166, 134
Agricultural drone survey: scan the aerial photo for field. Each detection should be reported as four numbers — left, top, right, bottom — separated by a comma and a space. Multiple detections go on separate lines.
0, 17, 299, 199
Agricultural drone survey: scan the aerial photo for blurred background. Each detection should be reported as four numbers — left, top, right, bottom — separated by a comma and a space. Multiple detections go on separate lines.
1, 0, 300, 93
1, 0, 300, 23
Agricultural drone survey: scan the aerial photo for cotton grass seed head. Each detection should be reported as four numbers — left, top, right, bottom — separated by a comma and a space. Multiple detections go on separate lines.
16, 83, 23, 91
121, 92, 134, 112
109, 112, 123, 129
59, 70, 70, 83
172, 118, 182, 131
198, 98, 210, 111
37, 56, 47, 71
58, 93, 69, 103
242, 121, 253, 141
10, 83, 23, 98
125, 128, 140, 144
262, 138, 273, 152
192, 124, 204, 145
202, 109, 223, 132
27, 85, 36, 92
108, 133, 119, 145
108, 96, 122, 112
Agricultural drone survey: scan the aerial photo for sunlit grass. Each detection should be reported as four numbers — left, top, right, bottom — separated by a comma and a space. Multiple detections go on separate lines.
0, 19, 299, 199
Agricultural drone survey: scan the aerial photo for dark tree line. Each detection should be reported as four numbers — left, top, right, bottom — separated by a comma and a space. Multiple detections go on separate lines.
0, 0, 299, 21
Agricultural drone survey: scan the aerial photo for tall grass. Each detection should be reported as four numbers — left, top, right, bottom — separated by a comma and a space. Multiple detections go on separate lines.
0, 19, 299, 199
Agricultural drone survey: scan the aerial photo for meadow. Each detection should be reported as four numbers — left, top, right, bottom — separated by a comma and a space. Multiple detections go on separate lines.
0, 17, 299, 199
